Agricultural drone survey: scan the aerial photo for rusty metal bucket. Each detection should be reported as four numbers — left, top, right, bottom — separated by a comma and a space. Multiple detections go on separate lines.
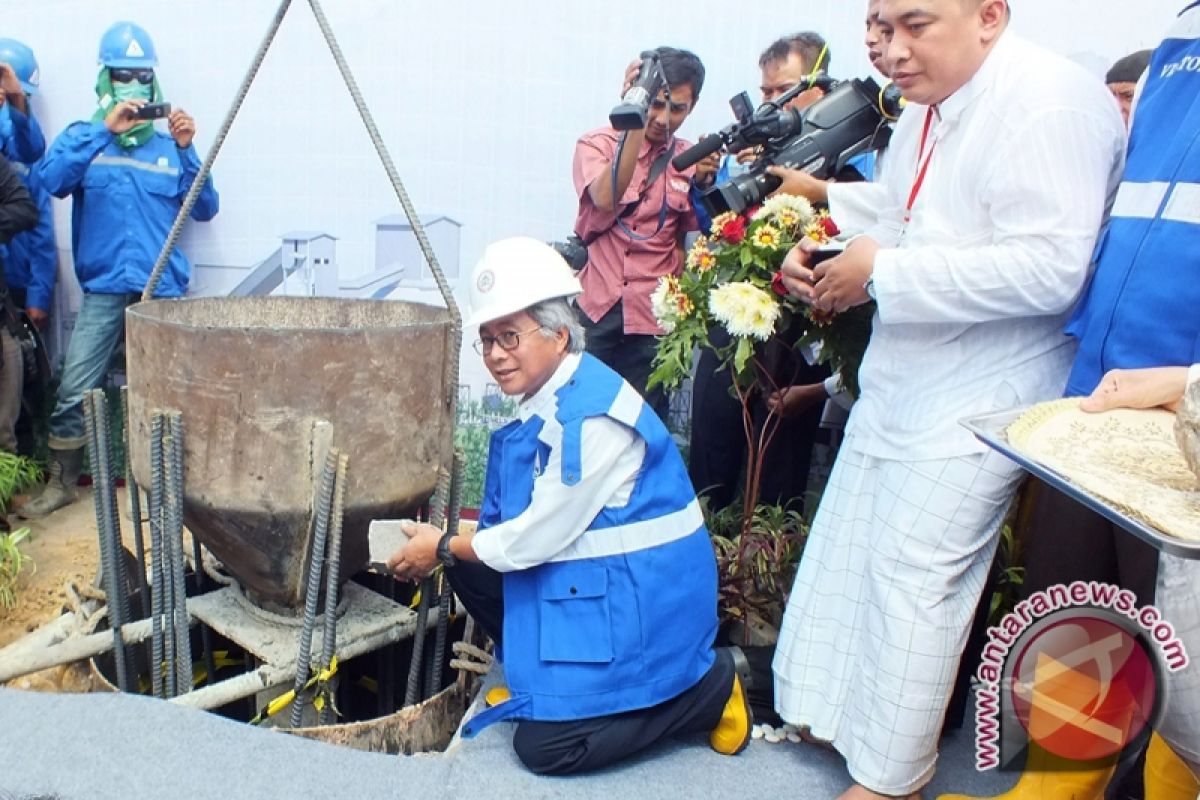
125, 297, 454, 611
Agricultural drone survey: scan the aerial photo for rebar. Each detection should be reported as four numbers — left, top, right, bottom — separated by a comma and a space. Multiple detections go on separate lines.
84, 390, 130, 692
317, 452, 348, 725
426, 450, 465, 699
120, 386, 150, 620
93, 391, 131, 632
405, 470, 449, 706
166, 412, 192, 695
142, 0, 294, 301
290, 448, 338, 728
148, 411, 168, 698
192, 534, 217, 686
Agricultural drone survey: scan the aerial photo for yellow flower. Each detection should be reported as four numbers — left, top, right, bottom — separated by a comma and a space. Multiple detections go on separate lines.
687, 240, 715, 272
752, 224, 782, 250
710, 211, 737, 236
708, 282, 780, 341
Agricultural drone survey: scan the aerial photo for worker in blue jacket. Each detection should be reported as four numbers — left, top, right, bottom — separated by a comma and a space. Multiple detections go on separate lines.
0, 38, 58, 457
23, 21, 217, 517
388, 237, 752, 774
0, 38, 55, 330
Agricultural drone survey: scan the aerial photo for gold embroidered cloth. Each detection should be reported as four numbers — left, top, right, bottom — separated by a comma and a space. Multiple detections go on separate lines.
1007, 399, 1200, 542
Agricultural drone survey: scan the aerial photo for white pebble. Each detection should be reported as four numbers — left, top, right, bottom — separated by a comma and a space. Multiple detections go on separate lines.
765, 732, 782, 744
786, 732, 802, 743
751, 725, 765, 740
760, 724, 776, 738
782, 724, 799, 734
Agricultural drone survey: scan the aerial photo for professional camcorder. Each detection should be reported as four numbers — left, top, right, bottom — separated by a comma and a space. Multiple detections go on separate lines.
610, 51, 665, 131
674, 76, 905, 216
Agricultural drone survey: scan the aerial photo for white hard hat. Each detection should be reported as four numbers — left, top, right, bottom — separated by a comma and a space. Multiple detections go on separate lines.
465, 237, 583, 328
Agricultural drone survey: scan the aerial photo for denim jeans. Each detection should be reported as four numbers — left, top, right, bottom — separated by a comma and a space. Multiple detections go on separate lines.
47, 292, 139, 450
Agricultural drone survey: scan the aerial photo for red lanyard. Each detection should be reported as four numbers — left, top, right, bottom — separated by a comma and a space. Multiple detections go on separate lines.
903, 106, 938, 228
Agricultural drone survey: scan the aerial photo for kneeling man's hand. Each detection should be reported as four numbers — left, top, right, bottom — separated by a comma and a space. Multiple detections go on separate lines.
386, 520, 441, 582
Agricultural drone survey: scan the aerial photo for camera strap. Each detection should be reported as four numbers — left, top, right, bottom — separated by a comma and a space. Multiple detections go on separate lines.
586, 143, 673, 247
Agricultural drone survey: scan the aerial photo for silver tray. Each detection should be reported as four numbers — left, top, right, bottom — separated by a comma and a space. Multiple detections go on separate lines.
961, 408, 1200, 560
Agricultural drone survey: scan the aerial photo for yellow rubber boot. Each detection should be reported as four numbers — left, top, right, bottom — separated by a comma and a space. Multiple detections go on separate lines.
936, 742, 1116, 799
1145, 733, 1200, 800
709, 668, 753, 756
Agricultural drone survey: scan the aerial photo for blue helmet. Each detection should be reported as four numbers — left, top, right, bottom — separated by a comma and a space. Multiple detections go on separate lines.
0, 38, 39, 95
98, 21, 158, 69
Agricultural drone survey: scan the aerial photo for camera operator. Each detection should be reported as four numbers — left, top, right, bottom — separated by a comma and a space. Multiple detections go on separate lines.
688, 32, 834, 514
572, 47, 704, 422
767, 0, 891, 226
690, 32, 831, 234
22, 21, 218, 518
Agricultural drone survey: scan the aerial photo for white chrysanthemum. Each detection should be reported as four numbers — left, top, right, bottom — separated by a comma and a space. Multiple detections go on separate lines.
752, 193, 815, 225
651, 276, 679, 332
708, 281, 780, 341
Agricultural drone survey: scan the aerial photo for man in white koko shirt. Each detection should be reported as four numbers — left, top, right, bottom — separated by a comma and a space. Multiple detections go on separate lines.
772, 1, 1126, 798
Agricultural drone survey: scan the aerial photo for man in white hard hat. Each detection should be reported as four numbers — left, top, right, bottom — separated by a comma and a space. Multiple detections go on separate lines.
388, 236, 752, 774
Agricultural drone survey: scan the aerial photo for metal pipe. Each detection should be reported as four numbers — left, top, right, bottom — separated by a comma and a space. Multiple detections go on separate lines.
84, 390, 130, 692
120, 386, 150, 620
317, 452, 348, 725
148, 411, 168, 698
405, 471, 448, 706
290, 449, 337, 727
167, 411, 192, 695
0, 614, 197, 684
172, 617, 425, 712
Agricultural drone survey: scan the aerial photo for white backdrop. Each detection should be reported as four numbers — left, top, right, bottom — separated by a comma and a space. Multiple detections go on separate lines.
2, 0, 1184, 392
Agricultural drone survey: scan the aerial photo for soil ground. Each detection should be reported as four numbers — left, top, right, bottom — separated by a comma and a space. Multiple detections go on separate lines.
1, 486, 110, 650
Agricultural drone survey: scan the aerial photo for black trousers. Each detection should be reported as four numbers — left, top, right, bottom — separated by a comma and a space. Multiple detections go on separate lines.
444, 560, 733, 775
688, 328, 828, 511
576, 301, 669, 422
1019, 479, 1159, 605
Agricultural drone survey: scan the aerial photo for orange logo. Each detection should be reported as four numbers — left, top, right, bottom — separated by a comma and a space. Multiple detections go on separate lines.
1010, 614, 1156, 761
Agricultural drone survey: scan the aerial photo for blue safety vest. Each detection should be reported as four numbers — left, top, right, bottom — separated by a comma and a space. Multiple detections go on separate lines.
1066, 3, 1200, 394
37, 121, 218, 298
463, 354, 717, 736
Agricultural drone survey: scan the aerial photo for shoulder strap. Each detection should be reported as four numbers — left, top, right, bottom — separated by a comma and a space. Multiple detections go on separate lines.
583, 145, 675, 246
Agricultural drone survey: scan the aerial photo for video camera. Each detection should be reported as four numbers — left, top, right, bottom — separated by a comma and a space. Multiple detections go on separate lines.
674, 76, 904, 216
610, 51, 665, 131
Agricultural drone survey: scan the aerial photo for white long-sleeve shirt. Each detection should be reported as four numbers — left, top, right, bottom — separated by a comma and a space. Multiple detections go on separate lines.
847, 33, 1126, 460
470, 353, 646, 572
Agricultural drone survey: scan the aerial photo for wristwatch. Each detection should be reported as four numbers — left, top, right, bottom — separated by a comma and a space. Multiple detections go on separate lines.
863, 275, 877, 301
436, 531, 458, 568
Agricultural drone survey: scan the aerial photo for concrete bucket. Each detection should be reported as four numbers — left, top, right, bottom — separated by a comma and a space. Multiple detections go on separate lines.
125, 297, 454, 611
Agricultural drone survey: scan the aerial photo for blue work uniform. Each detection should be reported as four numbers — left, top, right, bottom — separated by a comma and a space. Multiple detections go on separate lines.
463, 353, 718, 736
0, 105, 54, 311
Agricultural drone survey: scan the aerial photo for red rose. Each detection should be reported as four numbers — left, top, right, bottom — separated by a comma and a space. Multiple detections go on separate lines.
771, 271, 788, 297
820, 216, 841, 237
721, 217, 747, 244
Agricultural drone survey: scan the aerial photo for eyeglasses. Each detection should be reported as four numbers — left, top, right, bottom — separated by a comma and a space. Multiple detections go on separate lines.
473, 325, 544, 355
110, 67, 154, 85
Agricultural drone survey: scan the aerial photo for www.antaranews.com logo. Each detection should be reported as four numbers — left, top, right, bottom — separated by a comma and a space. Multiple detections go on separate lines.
973, 581, 1190, 771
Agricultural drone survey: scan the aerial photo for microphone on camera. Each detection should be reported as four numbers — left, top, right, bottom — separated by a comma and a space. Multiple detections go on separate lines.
671, 134, 725, 171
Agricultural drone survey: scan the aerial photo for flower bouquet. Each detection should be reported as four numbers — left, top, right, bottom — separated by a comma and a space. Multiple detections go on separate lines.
649, 194, 872, 399
648, 194, 874, 529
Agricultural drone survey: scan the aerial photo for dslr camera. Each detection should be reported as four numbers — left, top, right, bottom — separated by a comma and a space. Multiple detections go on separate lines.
674, 76, 904, 216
